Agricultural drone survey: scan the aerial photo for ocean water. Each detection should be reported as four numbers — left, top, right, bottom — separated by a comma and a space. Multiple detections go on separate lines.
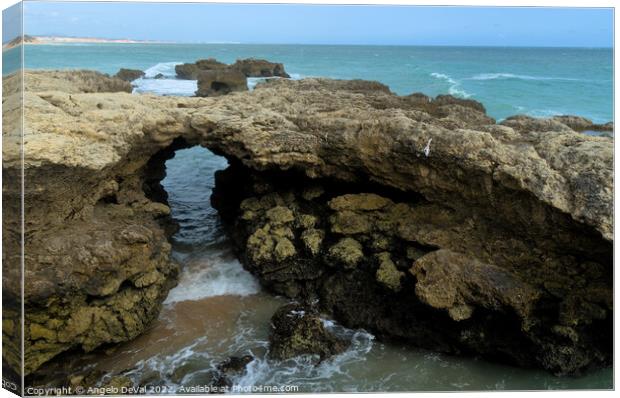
11, 43, 614, 391
15, 43, 614, 123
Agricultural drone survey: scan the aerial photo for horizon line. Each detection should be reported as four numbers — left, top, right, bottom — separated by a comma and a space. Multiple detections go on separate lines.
18, 35, 614, 49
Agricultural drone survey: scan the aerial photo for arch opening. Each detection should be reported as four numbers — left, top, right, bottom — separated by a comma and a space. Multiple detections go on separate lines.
156, 144, 262, 303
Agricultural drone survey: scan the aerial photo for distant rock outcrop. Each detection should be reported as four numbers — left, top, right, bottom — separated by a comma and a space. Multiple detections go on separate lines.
175, 57, 290, 80
195, 69, 248, 97
175, 58, 228, 79
230, 58, 290, 78
175, 57, 291, 96
2, 70, 612, 378
114, 68, 145, 82
2, 34, 38, 49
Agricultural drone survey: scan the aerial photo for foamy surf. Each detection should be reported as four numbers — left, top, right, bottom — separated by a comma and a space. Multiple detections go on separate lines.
164, 253, 261, 304
430, 72, 472, 98
144, 62, 182, 78
468, 73, 583, 81
131, 62, 197, 96
231, 317, 375, 392
121, 302, 377, 393
133, 62, 302, 96
132, 78, 197, 96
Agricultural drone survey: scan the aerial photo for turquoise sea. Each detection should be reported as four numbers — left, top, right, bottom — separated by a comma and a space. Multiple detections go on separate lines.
6, 43, 614, 391
4, 43, 614, 123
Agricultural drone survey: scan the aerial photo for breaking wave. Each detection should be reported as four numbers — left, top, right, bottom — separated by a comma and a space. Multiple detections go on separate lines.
132, 62, 196, 96
429, 72, 472, 98
132, 62, 302, 96
163, 253, 261, 304
468, 73, 582, 82
143, 62, 182, 78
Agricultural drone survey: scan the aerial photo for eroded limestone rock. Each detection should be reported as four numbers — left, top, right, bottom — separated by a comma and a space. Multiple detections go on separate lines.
230, 58, 290, 78
3, 70, 612, 377
195, 69, 248, 97
269, 304, 347, 361
410, 249, 540, 322
375, 252, 404, 292
175, 57, 290, 81
327, 238, 364, 269
175, 58, 228, 79
115, 68, 145, 82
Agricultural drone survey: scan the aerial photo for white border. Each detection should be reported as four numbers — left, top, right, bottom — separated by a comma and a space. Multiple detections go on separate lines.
0, 2, 616, 398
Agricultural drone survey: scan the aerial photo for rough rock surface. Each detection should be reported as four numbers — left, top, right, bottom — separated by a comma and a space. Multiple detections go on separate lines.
114, 68, 145, 82
502, 114, 614, 134
195, 69, 248, 97
175, 57, 289, 80
2, 70, 613, 377
230, 58, 290, 78
269, 304, 347, 361
550, 115, 613, 132
2, 70, 132, 95
175, 58, 228, 80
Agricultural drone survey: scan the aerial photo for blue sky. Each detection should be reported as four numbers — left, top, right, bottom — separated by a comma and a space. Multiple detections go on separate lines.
17, 2, 614, 47
2, 2, 21, 43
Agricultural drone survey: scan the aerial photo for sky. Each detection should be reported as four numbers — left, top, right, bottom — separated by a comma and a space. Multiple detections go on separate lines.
2, 2, 21, 43
10, 1, 614, 47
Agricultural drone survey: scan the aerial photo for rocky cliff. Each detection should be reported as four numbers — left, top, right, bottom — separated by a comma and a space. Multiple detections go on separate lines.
1, 70, 613, 377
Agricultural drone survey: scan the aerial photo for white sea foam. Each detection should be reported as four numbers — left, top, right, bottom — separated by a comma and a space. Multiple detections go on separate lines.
448, 86, 471, 98
124, 337, 213, 387
234, 317, 375, 391
121, 316, 375, 393
132, 62, 302, 96
164, 253, 260, 304
468, 73, 582, 82
247, 77, 267, 91
430, 72, 472, 98
131, 62, 196, 96
132, 78, 197, 96
430, 72, 453, 82
524, 108, 566, 118
143, 61, 182, 78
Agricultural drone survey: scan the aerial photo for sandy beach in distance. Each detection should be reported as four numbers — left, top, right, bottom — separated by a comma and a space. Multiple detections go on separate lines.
2, 34, 170, 49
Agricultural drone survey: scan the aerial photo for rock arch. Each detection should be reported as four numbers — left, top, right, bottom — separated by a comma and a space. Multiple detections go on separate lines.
2, 71, 612, 376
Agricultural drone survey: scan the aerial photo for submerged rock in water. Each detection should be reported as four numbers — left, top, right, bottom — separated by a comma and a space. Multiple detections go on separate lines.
217, 355, 254, 374
210, 355, 255, 390
269, 304, 347, 361
4, 70, 612, 377
115, 68, 145, 82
